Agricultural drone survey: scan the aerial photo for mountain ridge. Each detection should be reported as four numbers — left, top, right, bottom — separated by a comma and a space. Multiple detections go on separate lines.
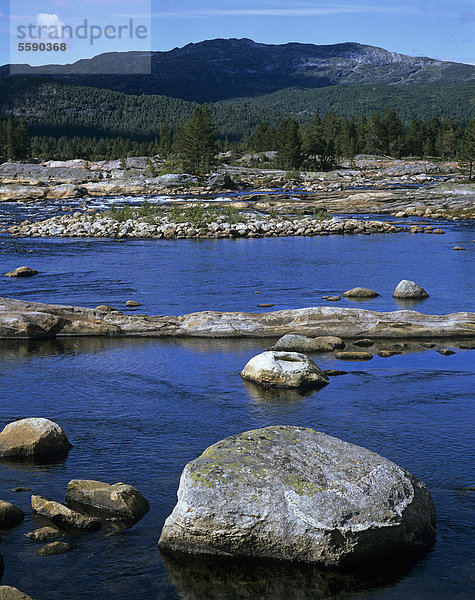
1, 38, 474, 103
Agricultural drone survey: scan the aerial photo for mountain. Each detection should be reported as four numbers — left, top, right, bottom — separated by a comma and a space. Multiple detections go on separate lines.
1, 38, 474, 103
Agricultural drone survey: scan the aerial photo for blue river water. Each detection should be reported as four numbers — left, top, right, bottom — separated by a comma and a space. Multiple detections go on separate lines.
0, 199, 474, 600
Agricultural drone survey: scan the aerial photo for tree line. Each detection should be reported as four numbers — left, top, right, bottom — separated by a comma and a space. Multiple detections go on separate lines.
1, 108, 473, 177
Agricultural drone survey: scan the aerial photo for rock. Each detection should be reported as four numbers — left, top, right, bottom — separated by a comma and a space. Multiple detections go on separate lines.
94, 305, 117, 312
0, 418, 71, 461
158, 426, 436, 566
271, 334, 339, 353
125, 300, 141, 307
378, 350, 402, 358
353, 338, 374, 347
0, 587, 35, 600
1, 298, 474, 340
257, 303, 275, 308
31, 495, 101, 530
459, 344, 475, 349
437, 348, 455, 356
453, 246, 467, 251
420, 342, 436, 348
393, 280, 429, 299
322, 296, 341, 301
240, 351, 329, 389
25, 526, 63, 541
207, 173, 238, 190
4, 267, 38, 278
335, 351, 373, 361
432, 229, 445, 234
342, 287, 379, 298
0, 501, 24, 530
323, 369, 348, 376
11, 488, 32, 493
65, 480, 150, 523
36, 541, 72, 556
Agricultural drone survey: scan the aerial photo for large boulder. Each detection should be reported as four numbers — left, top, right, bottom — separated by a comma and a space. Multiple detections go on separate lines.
31, 495, 100, 530
271, 334, 344, 353
0, 418, 71, 461
0, 501, 24, 530
159, 426, 436, 567
65, 480, 150, 523
393, 280, 429, 299
240, 351, 329, 389
0, 587, 35, 600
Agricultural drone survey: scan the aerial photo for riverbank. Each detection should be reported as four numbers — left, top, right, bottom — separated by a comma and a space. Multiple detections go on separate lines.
0, 155, 473, 221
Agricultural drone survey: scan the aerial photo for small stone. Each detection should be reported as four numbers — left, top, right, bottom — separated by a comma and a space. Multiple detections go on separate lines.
353, 338, 374, 347
31, 495, 101, 530
420, 342, 436, 348
36, 541, 72, 556
94, 305, 117, 312
323, 369, 348, 376
125, 300, 141, 307
342, 287, 379, 298
25, 526, 63, 541
453, 246, 467, 251
335, 351, 373, 361
322, 296, 341, 301
393, 280, 429, 299
437, 349, 455, 356
0, 500, 24, 530
4, 267, 38, 278
459, 344, 475, 350
378, 350, 402, 358
11, 487, 32, 493
432, 229, 445, 234
257, 303, 274, 308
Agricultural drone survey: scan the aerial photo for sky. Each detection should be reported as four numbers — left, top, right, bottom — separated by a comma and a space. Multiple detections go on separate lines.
1, 0, 474, 69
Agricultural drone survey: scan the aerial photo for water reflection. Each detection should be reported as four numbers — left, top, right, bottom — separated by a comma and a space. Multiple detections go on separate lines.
393, 298, 429, 310
161, 552, 419, 600
242, 380, 318, 404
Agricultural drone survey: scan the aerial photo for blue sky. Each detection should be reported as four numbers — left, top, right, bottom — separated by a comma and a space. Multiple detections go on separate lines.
1, 0, 474, 67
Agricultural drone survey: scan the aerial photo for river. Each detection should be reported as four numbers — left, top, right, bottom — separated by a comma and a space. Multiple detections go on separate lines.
0, 197, 474, 599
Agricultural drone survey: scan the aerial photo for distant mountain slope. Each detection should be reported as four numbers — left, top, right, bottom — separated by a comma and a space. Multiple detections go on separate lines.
223, 83, 475, 123
1, 38, 474, 102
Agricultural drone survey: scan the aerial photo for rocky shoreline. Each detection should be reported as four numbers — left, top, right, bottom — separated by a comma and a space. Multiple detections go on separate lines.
1, 297, 473, 341
0, 156, 473, 223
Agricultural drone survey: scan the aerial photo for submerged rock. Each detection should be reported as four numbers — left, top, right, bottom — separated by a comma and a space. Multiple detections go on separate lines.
158, 426, 436, 566
0, 418, 71, 461
393, 280, 429, 299
31, 495, 101, 530
342, 287, 379, 298
0, 501, 24, 530
240, 351, 329, 389
4, 267, 38, 278
36, 541, 72, 556
335, 351, 373, 361
65, 480, 150, 523
25, 526, 63, 541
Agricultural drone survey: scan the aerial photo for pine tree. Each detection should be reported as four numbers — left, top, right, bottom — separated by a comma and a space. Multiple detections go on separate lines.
459, 119, 475, 179
175, 105, 217, 175
158, 122, 173, 159
276, 117, 301, 169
